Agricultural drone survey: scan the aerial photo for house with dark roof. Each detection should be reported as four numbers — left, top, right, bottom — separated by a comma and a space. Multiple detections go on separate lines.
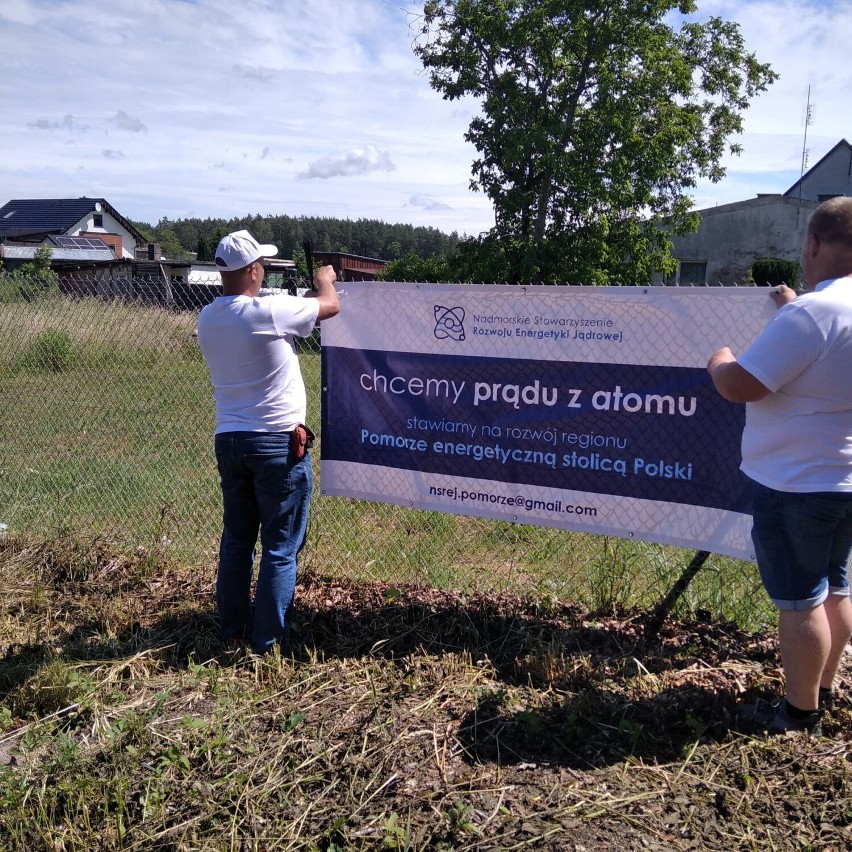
660, 139, 852, 286
0, 197, 195, 306
0, 197, 147, 259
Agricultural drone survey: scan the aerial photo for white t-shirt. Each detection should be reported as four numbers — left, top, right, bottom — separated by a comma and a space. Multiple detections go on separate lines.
738, 276, 852, 492
197, 294, 320, 434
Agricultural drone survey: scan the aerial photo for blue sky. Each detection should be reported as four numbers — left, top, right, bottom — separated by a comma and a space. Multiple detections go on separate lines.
1, 0, 850, 237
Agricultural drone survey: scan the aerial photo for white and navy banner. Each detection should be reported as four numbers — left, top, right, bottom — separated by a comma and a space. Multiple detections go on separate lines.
319, 282, 776, 560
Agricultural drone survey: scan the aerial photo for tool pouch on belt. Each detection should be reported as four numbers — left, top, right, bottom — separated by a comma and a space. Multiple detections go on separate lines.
290, 424, 315, 462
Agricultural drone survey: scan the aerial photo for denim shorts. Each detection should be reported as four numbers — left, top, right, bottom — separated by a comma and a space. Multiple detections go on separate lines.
751, 481, 852, 611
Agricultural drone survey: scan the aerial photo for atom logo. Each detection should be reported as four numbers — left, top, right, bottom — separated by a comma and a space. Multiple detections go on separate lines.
433, 305, 465, 341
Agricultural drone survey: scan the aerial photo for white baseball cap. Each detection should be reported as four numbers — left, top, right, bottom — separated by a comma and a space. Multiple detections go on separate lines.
214, 229, 278, 272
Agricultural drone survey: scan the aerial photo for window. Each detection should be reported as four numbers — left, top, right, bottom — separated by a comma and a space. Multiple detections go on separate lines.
678, 261, 707, 286
817, 194, 841, 203
92, 214, 103, 227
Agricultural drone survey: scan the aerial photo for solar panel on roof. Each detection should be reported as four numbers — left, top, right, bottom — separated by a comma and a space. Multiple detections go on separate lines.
53, 235, 110, 250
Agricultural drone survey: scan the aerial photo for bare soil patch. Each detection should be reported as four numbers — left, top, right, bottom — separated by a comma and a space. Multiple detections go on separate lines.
1, 539, 850, 850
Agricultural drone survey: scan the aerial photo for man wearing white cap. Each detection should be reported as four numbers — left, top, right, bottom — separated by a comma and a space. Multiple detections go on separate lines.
197, 230, 339, 655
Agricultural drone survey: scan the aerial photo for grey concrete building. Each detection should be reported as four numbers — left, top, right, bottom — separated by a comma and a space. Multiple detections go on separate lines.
662, 139, 851, 285
784, 138, 852, 203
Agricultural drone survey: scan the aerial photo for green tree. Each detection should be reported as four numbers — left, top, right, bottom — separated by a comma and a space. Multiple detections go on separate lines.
153, 222, 192, 260
196, 234, 212, 262
412, 0, 777, 284
292, 247, 311, 284
160, 214, 459, 264
11, 244, 60, 301
379, 252, 456, 283
129, 219, 155, 242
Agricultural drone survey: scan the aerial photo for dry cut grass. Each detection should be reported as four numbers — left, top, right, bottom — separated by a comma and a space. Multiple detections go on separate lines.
0, 296, 200, 354
1, 533, 851, 851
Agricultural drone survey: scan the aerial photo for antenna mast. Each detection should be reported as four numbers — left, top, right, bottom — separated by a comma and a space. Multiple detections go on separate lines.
797, 85, 813, 227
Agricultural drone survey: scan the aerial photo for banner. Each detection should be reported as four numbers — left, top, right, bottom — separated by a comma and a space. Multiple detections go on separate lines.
320, 283, 776, 560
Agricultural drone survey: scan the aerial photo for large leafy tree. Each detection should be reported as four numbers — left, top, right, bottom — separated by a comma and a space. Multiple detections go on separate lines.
412, 0, 777, 284
379, 251, 457, 282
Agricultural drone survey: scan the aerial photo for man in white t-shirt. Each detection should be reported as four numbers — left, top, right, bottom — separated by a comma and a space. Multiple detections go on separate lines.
197, 230, 339, 655
708, 197, 852, 737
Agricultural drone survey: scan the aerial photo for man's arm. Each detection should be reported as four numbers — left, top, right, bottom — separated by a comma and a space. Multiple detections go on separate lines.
707, 347, 771, 403
707, 286, 801, 402
304, 264, 340, 321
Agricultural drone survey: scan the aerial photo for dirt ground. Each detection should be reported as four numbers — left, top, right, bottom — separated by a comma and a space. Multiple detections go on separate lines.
283, 572, 852, 850
2, 544, 851, 850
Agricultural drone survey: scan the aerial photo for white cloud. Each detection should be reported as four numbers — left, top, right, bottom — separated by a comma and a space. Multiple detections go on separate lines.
0, 0, 39, 25
27, 114, 89, 133
409, 194, 451, 211
102, 149, 125, 159
1, 0, 849, 234
0, 0, 490, 232
298, 145, 396, 180
110, 111, 147, 133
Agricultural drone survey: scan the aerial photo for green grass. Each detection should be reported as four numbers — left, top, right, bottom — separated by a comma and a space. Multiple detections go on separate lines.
0, 294, 839, 850
0, 294, 773, 631
0, 535, 847, 851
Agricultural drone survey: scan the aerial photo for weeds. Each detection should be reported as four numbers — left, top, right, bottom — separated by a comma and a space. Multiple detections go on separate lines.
1, 295, 850, 847
3, 532, 849, 850
1, 294, 773, 629
15, 328, 74, 373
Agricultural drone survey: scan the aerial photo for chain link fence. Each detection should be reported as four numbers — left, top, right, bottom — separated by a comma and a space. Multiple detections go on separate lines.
0, 273, 772, 632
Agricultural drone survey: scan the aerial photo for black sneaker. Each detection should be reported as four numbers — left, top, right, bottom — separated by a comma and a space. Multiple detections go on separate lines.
819, 687, 834, 712
767, 699, 823, 738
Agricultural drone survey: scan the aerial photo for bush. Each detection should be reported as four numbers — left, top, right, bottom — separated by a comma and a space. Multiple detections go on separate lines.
0, 273, 17, 303
1, 245, 61, 302
379, 251, 456, 283
20, 330, 75, 373
15, 270, 60, 302
751, 257, 800, 288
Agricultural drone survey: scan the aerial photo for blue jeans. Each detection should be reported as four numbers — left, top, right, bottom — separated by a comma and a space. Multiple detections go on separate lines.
214, 431, 313, 654
751, 481, 852, 611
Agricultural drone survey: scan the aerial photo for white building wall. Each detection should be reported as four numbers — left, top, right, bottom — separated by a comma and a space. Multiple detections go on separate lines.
69, 206, 137, 258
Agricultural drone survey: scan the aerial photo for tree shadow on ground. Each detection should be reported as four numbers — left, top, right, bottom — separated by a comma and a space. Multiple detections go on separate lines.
290, 569, 775, 676
455, 683, 741, 770
1, 565, 777, 768
283, 573, 775, 768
